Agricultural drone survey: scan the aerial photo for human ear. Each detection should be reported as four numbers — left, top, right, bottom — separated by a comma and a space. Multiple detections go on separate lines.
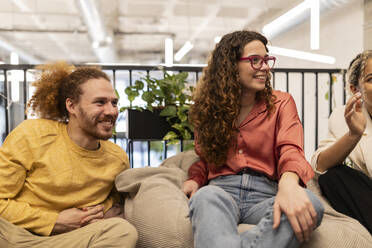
65, 98, 75, 115
350, 84, 359, 95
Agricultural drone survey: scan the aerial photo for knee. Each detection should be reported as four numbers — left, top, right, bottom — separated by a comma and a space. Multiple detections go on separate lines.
305, 189, 324, 227
189, 185, 236, 213
104, 218, 138, 246
190, 186, 224, 206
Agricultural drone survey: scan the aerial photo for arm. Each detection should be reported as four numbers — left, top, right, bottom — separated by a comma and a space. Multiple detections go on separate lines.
273, 95, 318, 242
182, 135, 209, 198
316, 93, 365, 172
0, 129, 59, 236
275, 95, 314, 185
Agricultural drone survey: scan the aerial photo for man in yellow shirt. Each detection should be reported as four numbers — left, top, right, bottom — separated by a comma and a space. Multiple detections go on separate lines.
0, 62, 137, 247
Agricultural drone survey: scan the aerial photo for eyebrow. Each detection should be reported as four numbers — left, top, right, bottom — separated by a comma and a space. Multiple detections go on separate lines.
93, 97, 118, 101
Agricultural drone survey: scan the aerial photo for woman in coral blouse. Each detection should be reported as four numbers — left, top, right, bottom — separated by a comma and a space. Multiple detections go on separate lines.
182, 30, 324, 248
311, 50, 372, 234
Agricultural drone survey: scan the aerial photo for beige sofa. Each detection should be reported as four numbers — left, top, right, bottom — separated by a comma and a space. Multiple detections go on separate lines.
115, 151, 372, 248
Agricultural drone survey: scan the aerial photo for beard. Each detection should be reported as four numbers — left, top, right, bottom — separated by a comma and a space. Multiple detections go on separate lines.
77, 106, 116, 141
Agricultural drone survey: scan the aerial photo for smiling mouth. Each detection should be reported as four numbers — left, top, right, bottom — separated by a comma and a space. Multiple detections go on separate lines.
254, 75, 266, 80
98, 120, 115, 128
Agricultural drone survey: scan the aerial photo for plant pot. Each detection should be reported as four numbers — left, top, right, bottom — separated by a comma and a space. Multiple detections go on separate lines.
126, 109, 173, 140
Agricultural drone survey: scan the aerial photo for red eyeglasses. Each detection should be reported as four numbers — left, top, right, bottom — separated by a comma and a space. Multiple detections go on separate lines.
239, 55, 276, 70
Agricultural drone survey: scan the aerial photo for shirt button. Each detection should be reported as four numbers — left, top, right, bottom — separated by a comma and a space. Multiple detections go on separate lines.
238, 149, 243, 154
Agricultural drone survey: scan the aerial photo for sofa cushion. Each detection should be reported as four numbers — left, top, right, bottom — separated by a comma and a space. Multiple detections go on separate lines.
117, 151, 372, 248
116, 167, 193, 248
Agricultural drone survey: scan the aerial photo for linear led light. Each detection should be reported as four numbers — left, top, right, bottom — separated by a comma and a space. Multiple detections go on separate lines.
10, 52, 20, 102
310, 0, 320, 50
262, 0, 310, 39
174, 41, 193, 62
165, 38, 173, 66
267, 45, 335, 64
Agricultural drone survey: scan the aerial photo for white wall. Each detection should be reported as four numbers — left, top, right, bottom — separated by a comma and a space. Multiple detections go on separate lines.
271, 0, 364, 69
267, 0, 364, 159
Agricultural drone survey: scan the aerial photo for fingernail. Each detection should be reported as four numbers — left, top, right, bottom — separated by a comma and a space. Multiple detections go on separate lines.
355, 92, 361, 97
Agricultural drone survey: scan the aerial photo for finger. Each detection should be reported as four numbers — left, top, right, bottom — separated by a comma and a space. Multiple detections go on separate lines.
82, 205, 104, 217
308, 204, 317, 229
81, 211, 104, 225
345, 95, 359, 115
298, 212, 312, 242
189, 189, 197, 198
355, 98, 363, 112
272, 201, 281, 229
287, 214, 304, 242
182, 186, 190, 196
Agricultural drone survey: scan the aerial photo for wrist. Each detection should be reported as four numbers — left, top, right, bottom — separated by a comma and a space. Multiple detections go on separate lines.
279, 172, 299, 187
347, 131, 363, 142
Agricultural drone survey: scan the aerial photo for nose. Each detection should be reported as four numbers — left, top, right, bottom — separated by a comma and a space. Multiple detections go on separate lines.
104, 103, 118, 117
260, 61, 270, 71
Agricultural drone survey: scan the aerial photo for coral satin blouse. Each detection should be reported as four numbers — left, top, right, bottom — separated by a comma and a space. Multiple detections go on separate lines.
188, 90, 314, 187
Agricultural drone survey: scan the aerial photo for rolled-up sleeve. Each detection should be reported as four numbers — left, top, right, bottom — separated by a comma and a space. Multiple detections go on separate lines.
275, 95, 314, 185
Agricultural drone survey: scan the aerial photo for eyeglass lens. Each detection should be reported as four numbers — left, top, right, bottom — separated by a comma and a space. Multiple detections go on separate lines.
252, 57, 275, 69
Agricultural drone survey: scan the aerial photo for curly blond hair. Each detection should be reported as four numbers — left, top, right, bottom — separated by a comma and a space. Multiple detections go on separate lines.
27, 61, 110, 122
189, 30, 276, 166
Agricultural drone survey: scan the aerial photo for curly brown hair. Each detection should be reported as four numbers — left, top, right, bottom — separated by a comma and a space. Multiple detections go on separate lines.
347, 50, 372, 90
27, 61, 110, 122
189, 30, 276, 166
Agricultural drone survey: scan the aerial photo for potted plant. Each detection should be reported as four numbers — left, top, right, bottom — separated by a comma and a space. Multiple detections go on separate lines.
120, 71, 194, 147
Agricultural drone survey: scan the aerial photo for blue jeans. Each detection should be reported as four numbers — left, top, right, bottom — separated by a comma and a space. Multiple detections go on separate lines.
189, 173, 324, 248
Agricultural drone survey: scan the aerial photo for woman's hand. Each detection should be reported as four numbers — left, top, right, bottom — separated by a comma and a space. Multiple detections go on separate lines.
273, 172, 317, 243
345, 92, 366, 137
182, 180, 199, 198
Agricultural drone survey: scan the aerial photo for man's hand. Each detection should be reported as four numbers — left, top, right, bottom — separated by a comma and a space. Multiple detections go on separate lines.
182, 180, 199, 198
103, 203, 124, 219
51, 205, 104, 235
273, 172, 317, 243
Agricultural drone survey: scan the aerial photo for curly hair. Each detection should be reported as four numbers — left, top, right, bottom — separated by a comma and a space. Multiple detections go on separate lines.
27, 61, 110, 122
347, 50, 372, 90
189, 30, 276, 166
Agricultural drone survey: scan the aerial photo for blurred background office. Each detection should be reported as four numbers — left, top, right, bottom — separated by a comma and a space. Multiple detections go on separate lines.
0, 0, 371, 166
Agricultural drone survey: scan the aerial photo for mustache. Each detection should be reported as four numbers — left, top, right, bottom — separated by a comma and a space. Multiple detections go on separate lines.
97, 115, 117, 123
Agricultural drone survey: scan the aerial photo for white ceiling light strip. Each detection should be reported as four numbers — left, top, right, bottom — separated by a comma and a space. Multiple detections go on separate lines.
263, 0, 321, 51
310, 0, 320, 50
174, 41, 194, 62
164, 38, 174, 66
268, 45, 335, 64
262, 1, 310, 40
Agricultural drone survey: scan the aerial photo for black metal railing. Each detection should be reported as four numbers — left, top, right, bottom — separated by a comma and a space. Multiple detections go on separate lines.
0, 64, 346, 167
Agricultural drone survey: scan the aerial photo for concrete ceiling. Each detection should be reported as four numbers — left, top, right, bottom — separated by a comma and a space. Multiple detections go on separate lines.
0, 0, 304, 64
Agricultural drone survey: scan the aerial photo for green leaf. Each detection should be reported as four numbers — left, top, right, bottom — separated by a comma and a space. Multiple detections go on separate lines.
160, 105, 177, 116
163, 131, 178, 141
324, 92, 329, 100
142, 91, 155, 104
134, 80, 144, 89
172, 123, 183, 131
177, 108, 187, 122
183, 129, 192, 140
